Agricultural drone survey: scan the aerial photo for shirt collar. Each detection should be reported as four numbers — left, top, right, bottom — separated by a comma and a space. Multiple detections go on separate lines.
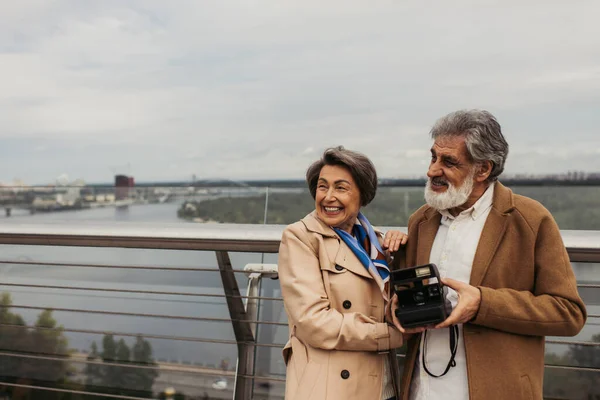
440, 182, 496, 222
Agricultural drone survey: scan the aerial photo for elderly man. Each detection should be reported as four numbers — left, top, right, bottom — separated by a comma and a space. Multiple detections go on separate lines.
391, 109, 587, 400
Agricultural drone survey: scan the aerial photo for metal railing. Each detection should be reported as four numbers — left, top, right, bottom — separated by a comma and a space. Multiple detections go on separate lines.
0, 222, 598, 399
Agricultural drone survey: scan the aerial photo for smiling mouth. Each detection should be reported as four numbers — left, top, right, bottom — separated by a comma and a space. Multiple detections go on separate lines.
323, 206, 343, 215
430, 177, 448, 188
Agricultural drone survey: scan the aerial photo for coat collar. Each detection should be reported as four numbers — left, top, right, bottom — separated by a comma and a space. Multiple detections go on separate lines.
489, 181, 515, 214
301, 211, 339, 238
416, 181, 516, 285
300, 210, 376, 280
469, 181, 514, 286
301, 210, 385, 238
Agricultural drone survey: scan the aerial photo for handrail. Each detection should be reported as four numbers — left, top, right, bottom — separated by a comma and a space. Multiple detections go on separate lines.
0, 221, 284, 252
1, 222, 600, 261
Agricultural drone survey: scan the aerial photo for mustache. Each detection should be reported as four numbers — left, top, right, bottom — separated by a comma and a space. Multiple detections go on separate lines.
430, 177, 448, 186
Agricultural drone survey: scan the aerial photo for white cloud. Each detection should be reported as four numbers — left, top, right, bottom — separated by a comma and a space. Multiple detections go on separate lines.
1, 0, 600, 183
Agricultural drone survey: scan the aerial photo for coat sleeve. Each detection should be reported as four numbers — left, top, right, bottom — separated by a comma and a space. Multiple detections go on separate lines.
278, 223, 404, 352
472, 214, 587, 337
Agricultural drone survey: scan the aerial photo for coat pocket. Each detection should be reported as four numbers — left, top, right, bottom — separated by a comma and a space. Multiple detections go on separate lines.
288, 336, 324, 400
290, 336, 308, 382
520, 375, 533, 400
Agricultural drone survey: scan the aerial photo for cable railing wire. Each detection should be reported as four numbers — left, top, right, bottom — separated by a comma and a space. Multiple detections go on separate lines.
0, 350, 234, 376
0, 259, 251, 273
0, 349, 591, 386
544, 364, 600, 373
0, 304, 288, 326
0, 350, 289, 383
1, 281, 594, 304
0, 323, 286, 348
0, 382, 152, 400
578, 283, 600, 288
1, 260, 598, 289
0, 282, 283, 301
546, 339, 600, 347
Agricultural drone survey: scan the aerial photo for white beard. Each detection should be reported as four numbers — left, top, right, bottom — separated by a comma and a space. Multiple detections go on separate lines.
424, 170, 475, 211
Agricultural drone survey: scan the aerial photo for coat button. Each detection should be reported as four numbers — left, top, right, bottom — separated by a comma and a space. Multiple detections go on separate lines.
341, 370, 350, 379
343, 300, 352, 309
335, 265, 344, 271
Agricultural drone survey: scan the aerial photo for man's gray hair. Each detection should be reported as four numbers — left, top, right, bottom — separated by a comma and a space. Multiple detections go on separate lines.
430, 109, 509, 182
306, 146, 378, 206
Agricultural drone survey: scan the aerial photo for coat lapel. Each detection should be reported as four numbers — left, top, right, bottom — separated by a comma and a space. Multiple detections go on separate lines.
416, 209, 442, 266
301, 211, 373, 280
469, 182, 514, 286
332, 239, 374, 279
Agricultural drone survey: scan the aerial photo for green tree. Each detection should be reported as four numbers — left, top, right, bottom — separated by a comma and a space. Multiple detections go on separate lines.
114, 338, 132, 390
100, 334, 123, 395
131, 335, 159, 397
565, 334, 600, 399
176, 186, 600, 230
85, 342, 103, 388
0, 293, 28, 385
30, 309, 70, 380
0, 293, 72, 399
101, 334, 117, 362
85, 334, 159, 398
545, 334, 600, 399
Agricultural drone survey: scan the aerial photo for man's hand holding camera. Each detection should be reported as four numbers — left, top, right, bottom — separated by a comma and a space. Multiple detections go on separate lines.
435, 278, 482, 329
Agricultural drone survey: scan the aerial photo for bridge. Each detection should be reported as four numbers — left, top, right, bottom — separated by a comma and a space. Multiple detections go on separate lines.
0, 189, 34, 216
0, 222, 597, 399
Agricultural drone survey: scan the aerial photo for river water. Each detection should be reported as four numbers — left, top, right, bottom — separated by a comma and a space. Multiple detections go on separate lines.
2, 203, 287, 379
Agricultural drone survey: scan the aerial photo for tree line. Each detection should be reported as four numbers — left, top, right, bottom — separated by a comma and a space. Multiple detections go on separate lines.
177, 185, 600, 230
0, 292, 160, 399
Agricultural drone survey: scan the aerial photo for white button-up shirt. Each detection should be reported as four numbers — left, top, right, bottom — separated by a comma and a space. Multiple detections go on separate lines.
410, 183, 495, 400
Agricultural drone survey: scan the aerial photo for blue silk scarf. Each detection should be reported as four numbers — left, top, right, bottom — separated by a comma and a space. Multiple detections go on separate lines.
333, 212, 390, 300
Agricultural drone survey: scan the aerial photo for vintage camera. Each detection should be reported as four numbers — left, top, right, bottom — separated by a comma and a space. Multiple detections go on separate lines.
391, 264, 452, 328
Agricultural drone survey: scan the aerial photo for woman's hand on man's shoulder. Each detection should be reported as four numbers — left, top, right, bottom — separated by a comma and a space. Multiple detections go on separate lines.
382, 230, 408, 252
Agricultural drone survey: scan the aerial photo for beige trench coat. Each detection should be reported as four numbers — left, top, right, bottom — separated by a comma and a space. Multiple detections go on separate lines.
279, 211, 404, 400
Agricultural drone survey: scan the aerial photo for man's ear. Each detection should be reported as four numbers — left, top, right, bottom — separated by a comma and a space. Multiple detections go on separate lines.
475, 161, 493, 183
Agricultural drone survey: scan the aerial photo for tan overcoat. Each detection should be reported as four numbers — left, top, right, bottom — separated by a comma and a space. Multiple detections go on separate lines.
278, 211, 404, 400
399, 182, 587, 400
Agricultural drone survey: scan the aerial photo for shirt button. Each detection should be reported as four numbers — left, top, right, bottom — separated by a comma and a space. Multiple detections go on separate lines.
335, 265, 344, 271
341, 370, 350, 379
343, 300, 352, 309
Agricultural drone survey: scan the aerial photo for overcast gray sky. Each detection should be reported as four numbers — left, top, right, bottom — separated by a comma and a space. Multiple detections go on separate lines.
1, 0, 599, 184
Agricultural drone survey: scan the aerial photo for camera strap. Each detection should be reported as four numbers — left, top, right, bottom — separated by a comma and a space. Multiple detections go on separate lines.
422, 325, 459, 378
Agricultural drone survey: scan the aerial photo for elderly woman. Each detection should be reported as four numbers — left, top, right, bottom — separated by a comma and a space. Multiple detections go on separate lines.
279, 146, 408, 400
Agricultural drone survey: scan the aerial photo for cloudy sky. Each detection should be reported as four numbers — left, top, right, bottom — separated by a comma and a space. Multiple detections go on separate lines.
1, 0, 599, 184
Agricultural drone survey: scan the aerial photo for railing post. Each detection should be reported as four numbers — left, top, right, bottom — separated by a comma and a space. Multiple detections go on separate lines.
243, 263, 279, 397
216, 251, 255, 400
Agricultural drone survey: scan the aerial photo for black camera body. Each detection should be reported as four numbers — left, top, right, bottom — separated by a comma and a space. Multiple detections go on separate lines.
391, 263, 452, 328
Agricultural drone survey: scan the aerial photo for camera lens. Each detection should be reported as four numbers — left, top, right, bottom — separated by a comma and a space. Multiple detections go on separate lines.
413, 291, 425, 304
428, 286, 439, 296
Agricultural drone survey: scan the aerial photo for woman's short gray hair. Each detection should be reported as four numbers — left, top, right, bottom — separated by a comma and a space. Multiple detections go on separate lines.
306, 146, 378, 206
430, 109, 509, 182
